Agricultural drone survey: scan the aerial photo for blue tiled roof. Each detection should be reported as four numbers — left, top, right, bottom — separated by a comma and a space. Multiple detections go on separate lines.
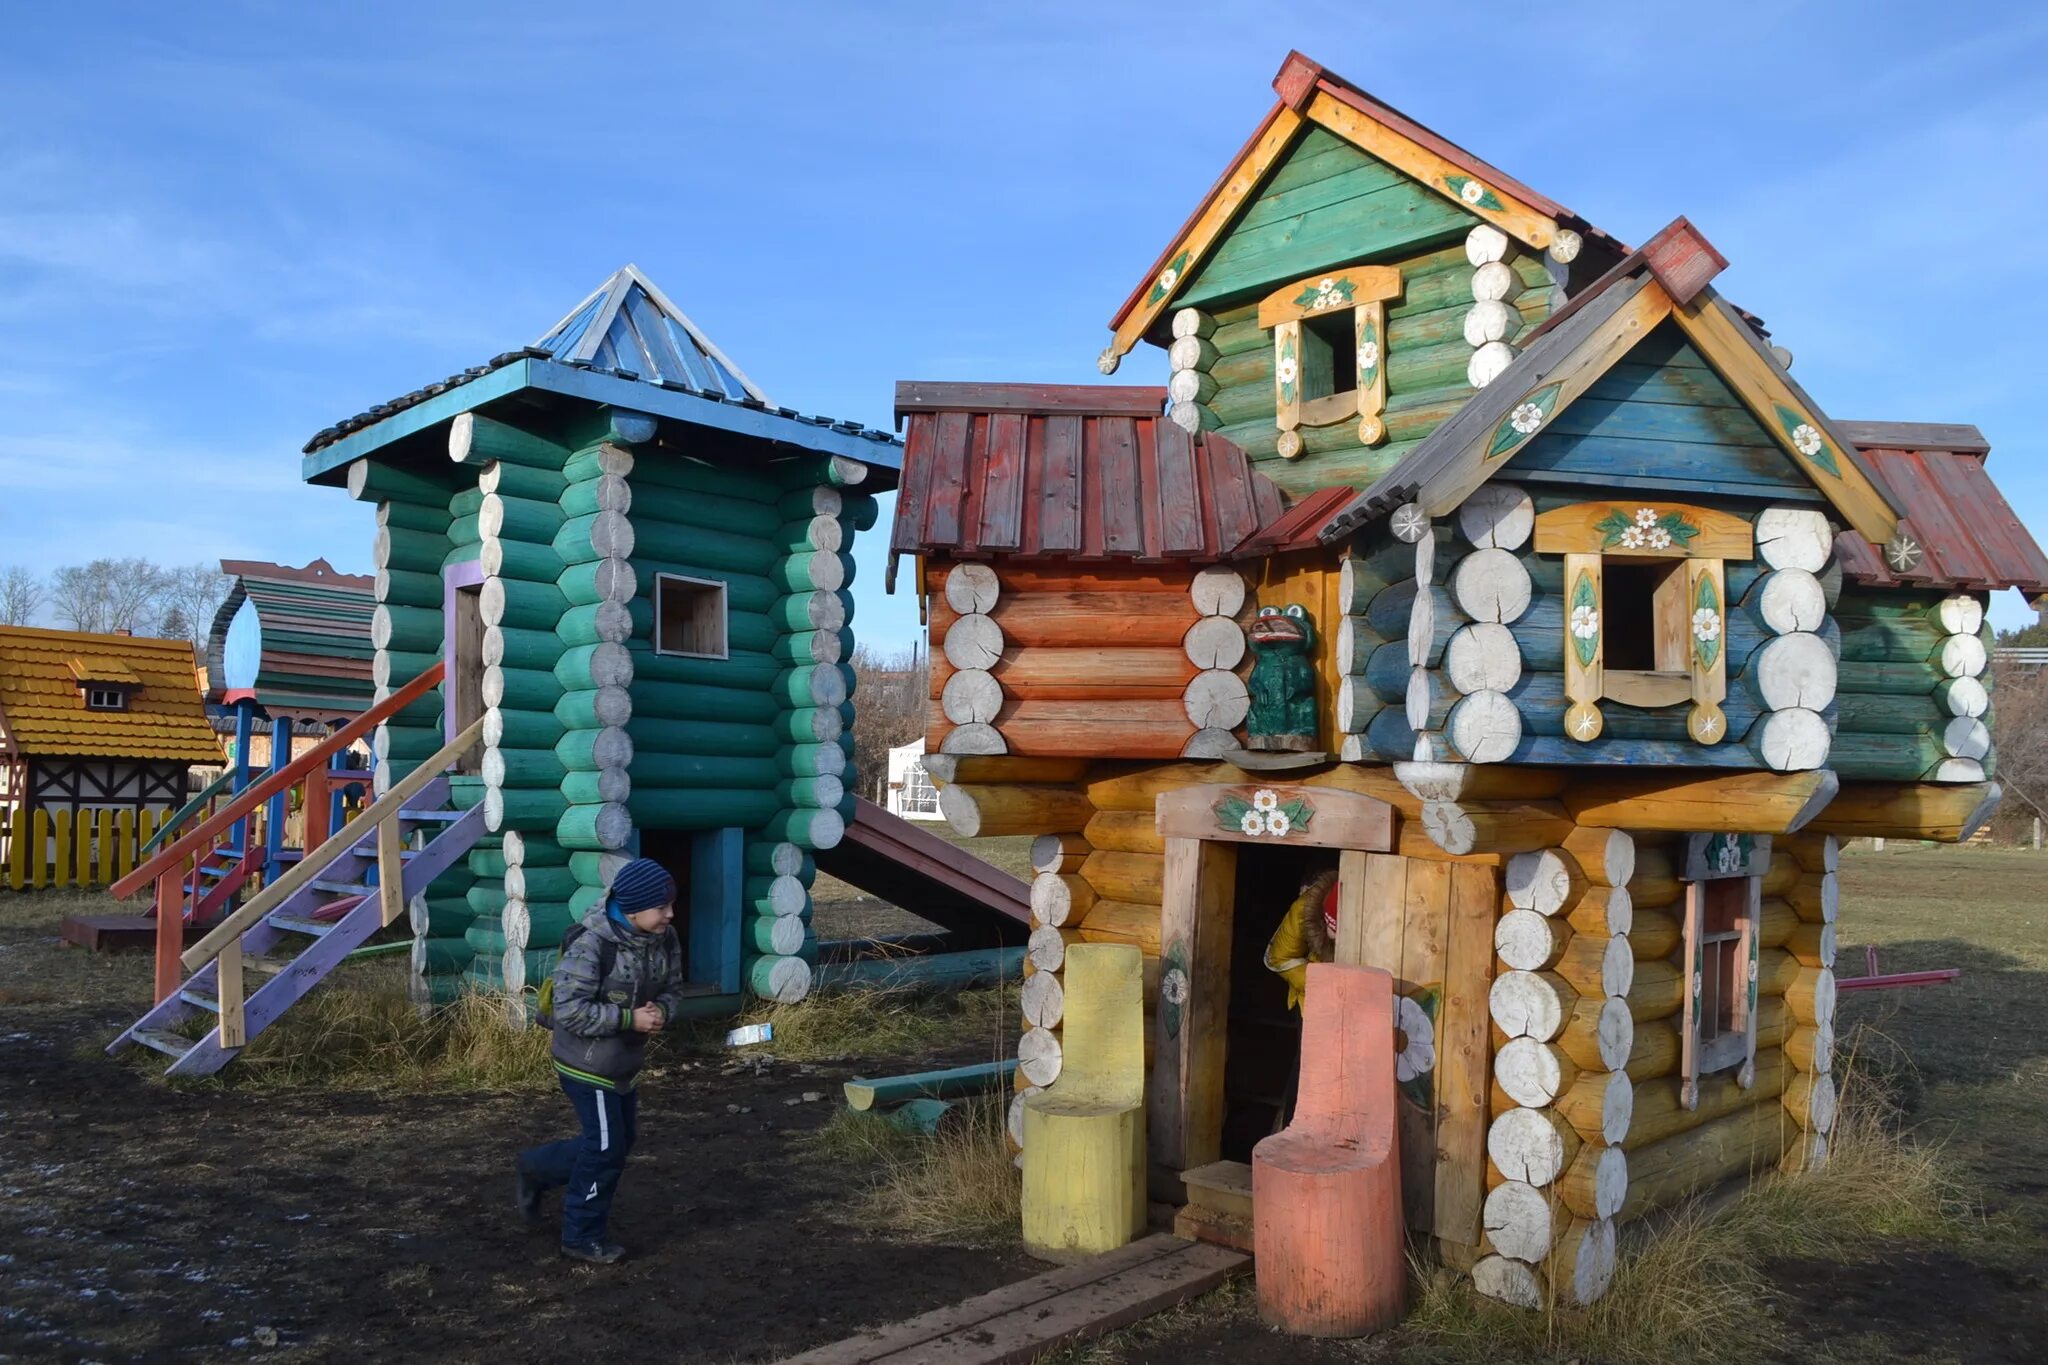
535, 265, 768, 403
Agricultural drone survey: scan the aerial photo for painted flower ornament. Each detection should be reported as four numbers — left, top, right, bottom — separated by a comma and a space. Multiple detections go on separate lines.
1161, 969, 1189, 1006
1358, 341, 1379, 369
1266, 810, 1292, 837
1692, 607, 1722, 643
1276, 355, 1298, 385
1570, 604, 1600, 640
1509, 401, 1545, 435
1791, 423, 1824, 457
1459, 180, 1487, 205
1252, 789, 1279, 812
1395, 995, 1437, 1082
1240, 810, 1267, 837
1157, 265, 1179, 294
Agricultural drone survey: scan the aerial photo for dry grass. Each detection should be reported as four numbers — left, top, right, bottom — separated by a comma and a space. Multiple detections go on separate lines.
711, 981, 1017, 1063
809, 1098, 1022, 1244
1405, 1044, 1983, 1365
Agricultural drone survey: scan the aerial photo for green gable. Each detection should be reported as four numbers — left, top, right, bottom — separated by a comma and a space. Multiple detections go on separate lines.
1506, 321, 1828, 504
1175, 126, 1480, 311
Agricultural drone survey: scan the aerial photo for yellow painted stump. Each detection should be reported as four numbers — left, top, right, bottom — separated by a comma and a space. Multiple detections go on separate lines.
1022, 942, 1147, 1260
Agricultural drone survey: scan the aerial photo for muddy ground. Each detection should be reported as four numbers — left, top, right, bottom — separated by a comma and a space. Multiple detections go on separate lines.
5, 842, 2048, 1363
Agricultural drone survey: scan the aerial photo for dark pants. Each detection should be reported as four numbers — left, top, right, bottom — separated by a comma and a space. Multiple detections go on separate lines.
519, 1073, 639, 1247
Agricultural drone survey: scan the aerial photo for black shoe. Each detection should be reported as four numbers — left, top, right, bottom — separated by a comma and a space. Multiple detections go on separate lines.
560, 1240, 626, 1265
514, 1165, 544, 1227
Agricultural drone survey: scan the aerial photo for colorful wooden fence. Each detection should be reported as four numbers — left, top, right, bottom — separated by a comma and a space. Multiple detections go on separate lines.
0, 806, 176, 891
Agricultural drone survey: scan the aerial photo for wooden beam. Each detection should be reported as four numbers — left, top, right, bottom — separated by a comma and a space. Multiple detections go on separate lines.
1306, 91, 1557, 250
1565, 769, 1839, 834
1671, 290, 1899, 545
1804, 780, 2002, 842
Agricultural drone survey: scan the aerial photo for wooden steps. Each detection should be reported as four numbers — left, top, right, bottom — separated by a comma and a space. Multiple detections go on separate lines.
1175, 1160, 1255, 1252
777, 1233, 1247, 1364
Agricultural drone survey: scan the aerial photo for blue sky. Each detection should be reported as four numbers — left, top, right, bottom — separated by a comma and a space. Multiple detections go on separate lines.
3, 1, 2045, 648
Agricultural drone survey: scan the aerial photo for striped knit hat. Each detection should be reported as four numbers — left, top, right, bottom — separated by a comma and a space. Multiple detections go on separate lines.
609, 858, 677, 916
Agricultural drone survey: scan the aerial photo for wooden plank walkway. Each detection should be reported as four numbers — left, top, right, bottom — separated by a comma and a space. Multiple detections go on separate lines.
778, 1233, 1248, 1364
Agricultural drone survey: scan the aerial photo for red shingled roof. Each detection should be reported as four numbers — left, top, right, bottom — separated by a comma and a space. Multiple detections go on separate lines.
891, 384, 1285, 562
1833, 426, 2048, 594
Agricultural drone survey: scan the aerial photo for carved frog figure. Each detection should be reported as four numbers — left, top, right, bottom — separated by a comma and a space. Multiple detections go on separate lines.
1247, 603, 1318, 751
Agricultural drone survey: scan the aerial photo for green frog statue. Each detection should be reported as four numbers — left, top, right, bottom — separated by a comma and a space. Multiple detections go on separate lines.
1246, 602, 1318, 751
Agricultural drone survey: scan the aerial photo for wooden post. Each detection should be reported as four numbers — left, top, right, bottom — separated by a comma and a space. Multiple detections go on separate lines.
153, 862, 184, 1004
1150, 836, 1237, 1185
265, 715, 292, 880
377, 817, 406, 926
215, 939, 246, 1050
230, 698, 256, 856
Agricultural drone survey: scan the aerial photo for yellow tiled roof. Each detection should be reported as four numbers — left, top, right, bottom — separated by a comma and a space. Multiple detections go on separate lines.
0, 625, 225, 763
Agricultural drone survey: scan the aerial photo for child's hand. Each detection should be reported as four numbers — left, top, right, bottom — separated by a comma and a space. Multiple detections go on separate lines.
631, 1004, 665, 1033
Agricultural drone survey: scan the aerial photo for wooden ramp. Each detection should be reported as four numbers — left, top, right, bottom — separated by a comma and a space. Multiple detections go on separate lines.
814, 797, 1031, 947
778, 1234, 1247, 1364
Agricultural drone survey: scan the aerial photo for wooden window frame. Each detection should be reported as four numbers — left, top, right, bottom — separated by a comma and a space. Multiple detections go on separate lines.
654, 573, 730, 661
1678, 832, 1767, 1108
1259, 267, 1402, 455
84, 687, 129, 712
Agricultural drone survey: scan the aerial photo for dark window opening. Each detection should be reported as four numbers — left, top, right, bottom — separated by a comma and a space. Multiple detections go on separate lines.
85, 688, 128, 711
1602, 560, 1686, 672
1299, 311, 1358, 401
1699, 877, 1746, 1043
656, 574, 729, 659
1221, 842, 1339, 1163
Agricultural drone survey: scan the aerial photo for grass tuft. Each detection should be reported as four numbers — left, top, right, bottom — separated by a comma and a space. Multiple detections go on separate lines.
806, 1098, 1021, 1244
704, 982, 1016, 1063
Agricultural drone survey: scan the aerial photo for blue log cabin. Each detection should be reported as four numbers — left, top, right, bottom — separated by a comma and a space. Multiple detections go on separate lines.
888, 51, 2048, 1305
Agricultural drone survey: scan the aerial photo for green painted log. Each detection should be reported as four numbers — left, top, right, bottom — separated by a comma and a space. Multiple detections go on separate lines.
555, 643, 634, 691
632, 753, 781, 788
1836, 658, 1942, 695
627, 452, 778, 503
466, 883, 506, 916
1830, 593, 1947, 622
559, 476, 632, 520
347, 458, 453, 505
628, 788, 781, 828
467, 913, 509, 956
840, 491, 879, 532
376, 525, 454, 572
557, 559, 637, 608
367, 607, 439, 659
452, 412, 569, 468
627, 717, 779, 758
773, 453, 869, 489
770, 664, 849, 710
629, 648, 781, 690
524, 905, 581, 943
1834, 693, 1948, 735
481, 492, 562, 543
619, 598, 774, 654
467, 847, 509, 879
743, 952, 814, 1002
486, 577, 569, 629
631, 561, 778, 614
779, 743, 847, 779
486, 707, 565, 750
449, 487, 487, 518
413, 936, 476, 974
630, 480, 783, 537
771, 628, 851, 666
505, 829, 572, 866
482, 537, 565, 583
555, 686, 631, 730
1834, 619, 1947, 665
767, 550, 853, 594
443, 543, 481, 569
447, 513, 483, 547
483, 747, 568, 786
762, 806, 844, 850
555, 727, 632, 771
838, 731, 857, 763
626, 681, 778, 724
378, 498, 452, 534
775, 485, 844, 521
562, 439, 637, 481
630, 522, 776, 575
744, 841, 812, 879
505, 948, 563, 989
486, 625, 563, 670
482, 461, 569, 502
772, 707, 844, 744
768, 589, 851, 634
568, 850, 624, 886
445, 776, 488, 811
815, 948, 1024, 995
1827, 730, 1947, 781
842, 1059, 1021, 1110
745, 873, 809, 917
490, 787, 572, 826
377, 726, 447, 762
505, 863, 581, 902
567, 883, 604, 914
554, 511, 634, 566
375, 568, 447, 610
485, 667, 558, 713
561, 770, 631, 806
775, 515, 845, 556
559, 601, 634, 648
412, 900, 475, 936
557, 802, 632, 853
746, 913, 811, 956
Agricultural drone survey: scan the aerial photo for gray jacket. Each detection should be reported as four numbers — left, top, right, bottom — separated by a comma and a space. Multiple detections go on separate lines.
548, 907, 685, 1090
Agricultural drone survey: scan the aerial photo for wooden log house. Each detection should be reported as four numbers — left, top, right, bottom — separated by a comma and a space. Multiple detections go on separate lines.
890, 52, 2048, 1307
207, 556, 376, 732
300, 264, 899, 1009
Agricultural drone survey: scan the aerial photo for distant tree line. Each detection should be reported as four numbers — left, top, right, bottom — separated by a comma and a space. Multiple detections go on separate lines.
0, 559, 231, 655
849, 643, 929, 804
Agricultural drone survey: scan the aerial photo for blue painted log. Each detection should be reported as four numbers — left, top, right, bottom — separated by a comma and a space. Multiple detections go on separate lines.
843, 1058, 1022, 1111
814, 947, 1024, 995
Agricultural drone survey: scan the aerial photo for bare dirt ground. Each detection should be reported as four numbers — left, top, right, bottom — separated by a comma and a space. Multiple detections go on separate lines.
3, 840, 2045, 1364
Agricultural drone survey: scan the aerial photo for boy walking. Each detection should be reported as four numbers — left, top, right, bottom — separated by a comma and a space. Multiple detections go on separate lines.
515, 857, 684, 1264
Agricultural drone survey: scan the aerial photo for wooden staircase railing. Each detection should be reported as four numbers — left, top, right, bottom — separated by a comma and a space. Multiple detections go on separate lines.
139, 769, 237, 858
173, 717, 485, 1054
112, 662, 449, 1002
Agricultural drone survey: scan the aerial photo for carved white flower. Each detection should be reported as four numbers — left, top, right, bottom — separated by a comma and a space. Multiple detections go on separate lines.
1277, 356, 1298, 386
1619, 527, 1646, 549
1358, 341, 1379, 369
1509, 401, 1545, 435
1161, 968, 1189, 1005
1240, 810, 1268, 837
1692, 607, 1722, 642
1460, 180, 1487, 206
1252, 789, 1280, 812
1635, 507, 1659, 527
1266, 810, 1292, 837
1314, 278, 1340, 308
1647, 527, 1673, 550
1157, 265, 1179, 293
1396, 995, 1437, 1082
1715, 839, 1743, 874
1792, 423, 1823, 456
1570, 604, 1600, 639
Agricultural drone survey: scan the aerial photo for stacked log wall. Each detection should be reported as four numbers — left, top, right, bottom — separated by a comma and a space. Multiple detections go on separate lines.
1829, 585, 1994, 783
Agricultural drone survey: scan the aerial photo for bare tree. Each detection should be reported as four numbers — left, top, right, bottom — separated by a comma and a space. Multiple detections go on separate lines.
0, 566, 43, 625
849, 643, 930, 803
1989, 656, 2048, 842
155, 562, 232, 649
49, 558, 167, 635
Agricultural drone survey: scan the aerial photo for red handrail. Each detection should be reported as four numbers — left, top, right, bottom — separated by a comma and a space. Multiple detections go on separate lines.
113, 662, 447, 899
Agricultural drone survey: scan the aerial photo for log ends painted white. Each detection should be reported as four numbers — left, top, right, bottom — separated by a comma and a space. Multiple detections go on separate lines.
1447, 689, 1521, 764
1018, 1026, 1063, 1087
1451, 547, 1533, 625
1747, 631, 1837, 711
1755, 507, 1833, 572
1755, 707, 1831, 772
943, 613, 1005, 671
1456, 483, 1534, 551
1183, 669, 1251, 730
943, 562, 1001, 615
1183, 615, 1247, 670
940, 669, 1003, 725
1190, 566, 1248, 618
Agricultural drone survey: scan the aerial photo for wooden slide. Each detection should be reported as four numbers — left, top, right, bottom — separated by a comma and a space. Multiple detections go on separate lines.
813, 797, 1031, 947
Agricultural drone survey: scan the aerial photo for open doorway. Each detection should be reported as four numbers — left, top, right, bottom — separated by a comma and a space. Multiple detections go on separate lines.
635, 826, 743, 996
1220, 842, 1339, 1161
